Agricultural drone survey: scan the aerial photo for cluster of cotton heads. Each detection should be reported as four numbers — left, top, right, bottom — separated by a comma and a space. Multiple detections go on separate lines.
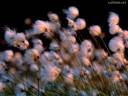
5, 29, 29, 50
108, 12, 123, 35
1, 6, 128, 95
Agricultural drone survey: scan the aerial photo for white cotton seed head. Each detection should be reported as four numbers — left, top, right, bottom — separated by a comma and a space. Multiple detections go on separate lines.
68, 6, 79, 19
45, 21, 57, 32
51, 52, 63, 64
108, 12, 119, 25
51, 51, 63, 64
39, 52, 51, 65
41, 65, 61, 82
3, 50, 14, 62
33, 20, 47, 33
69, 44, 80, 54
12, 33, 29, 50
109, 24, 122, 35
108, 36, 124, 52
81, 40, 93, 49
68, 35, 76, 44
64, 6, 79, 19
47, 66, 60, 82
30, 64, 39, 72
80, 40, 94, 58
89, 25, 102, 36
32, 49, 39, 55
4, 28, 16, 45
20, 40, 29, 50
76, 18, 86, 30
23, 40, 29, 49
13, 39, 29, 50
14, 33, 26, 41
24, 49, 40, 64
48, 12, 59, 22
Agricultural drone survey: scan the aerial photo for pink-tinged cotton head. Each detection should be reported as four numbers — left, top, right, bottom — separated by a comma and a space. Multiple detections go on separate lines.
68, 35, 76, 44
33, 20, 47, 33
108, 12, 119, 25
76, 18, 86, 30
41, 65, 61, 82
80, 40, 94, 58
89, 25, 102, 36
64, 6, 79, 20
3, 50, 14, 62
109, 24, 122, 35
24, 49, 40, 64
108, 36, 124, 52
13, 33, 29, 50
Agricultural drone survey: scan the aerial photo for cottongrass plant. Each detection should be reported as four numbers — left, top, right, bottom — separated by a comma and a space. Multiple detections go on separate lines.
0, 6, 128, 96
